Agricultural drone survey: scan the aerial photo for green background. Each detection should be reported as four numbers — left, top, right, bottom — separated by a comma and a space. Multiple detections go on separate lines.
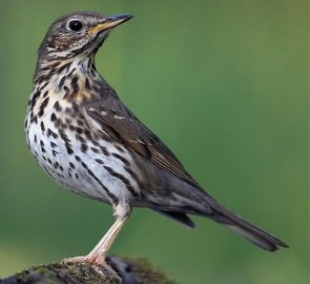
0, 1, 308, 283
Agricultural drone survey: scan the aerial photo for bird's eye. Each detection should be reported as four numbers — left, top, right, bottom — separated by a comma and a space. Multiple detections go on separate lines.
68, 20, 83, 32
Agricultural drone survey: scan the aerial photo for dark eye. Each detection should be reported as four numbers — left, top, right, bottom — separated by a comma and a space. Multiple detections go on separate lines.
68, 20, 83, 32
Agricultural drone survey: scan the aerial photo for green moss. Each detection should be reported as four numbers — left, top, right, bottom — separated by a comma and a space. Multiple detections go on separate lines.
0, 256, 177, 284
3, 262, 118, 284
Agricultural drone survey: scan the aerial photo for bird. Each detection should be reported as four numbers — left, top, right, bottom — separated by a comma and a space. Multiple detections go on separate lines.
24, 11, 288, 265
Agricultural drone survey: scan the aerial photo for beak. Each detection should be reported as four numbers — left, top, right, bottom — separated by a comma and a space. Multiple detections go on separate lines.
88, 14, 133, 35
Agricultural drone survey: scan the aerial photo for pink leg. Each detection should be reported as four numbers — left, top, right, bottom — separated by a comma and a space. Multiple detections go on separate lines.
62, 217, 128, 265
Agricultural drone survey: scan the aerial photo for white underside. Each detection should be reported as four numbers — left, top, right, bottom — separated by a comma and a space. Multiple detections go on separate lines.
26, 102, 136, 206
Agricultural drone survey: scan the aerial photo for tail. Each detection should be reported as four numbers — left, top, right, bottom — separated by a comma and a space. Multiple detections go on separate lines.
210, 204, 288, 251
154, 202, 288, 251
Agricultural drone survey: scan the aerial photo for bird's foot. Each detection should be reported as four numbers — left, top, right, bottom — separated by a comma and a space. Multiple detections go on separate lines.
61, 254, 106, 266
61, 254, 122, 282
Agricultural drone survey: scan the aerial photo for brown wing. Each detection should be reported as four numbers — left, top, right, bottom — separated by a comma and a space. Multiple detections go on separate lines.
85, 92, 201, 189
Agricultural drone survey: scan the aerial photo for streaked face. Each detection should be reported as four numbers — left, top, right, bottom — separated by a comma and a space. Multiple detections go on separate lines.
38, 11, 132, 61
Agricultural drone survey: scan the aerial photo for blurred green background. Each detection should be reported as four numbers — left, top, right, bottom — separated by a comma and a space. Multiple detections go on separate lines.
0, 1, 308, 283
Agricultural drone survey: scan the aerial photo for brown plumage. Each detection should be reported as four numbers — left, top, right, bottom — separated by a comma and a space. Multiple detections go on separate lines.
25, 11, 288, 265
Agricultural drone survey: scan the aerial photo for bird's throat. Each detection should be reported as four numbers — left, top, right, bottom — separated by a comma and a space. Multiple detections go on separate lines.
34, 56, 100, 104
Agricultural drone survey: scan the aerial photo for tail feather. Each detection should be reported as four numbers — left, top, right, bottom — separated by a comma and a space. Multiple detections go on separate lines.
152, 209, 196, 228
211, 206, 288, 251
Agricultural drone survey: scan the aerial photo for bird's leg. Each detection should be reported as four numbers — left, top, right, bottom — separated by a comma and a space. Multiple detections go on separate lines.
62, 203, 131, 266
86, 216, 128, 264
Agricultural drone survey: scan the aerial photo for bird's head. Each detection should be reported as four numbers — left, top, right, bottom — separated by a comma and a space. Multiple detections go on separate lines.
38, 11, 133, 62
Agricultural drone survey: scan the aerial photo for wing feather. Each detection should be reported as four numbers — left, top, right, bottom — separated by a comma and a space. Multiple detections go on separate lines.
85, 96, 200, 188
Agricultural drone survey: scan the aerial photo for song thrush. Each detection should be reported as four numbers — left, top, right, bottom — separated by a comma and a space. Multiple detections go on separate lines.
24, 11, 288, 265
